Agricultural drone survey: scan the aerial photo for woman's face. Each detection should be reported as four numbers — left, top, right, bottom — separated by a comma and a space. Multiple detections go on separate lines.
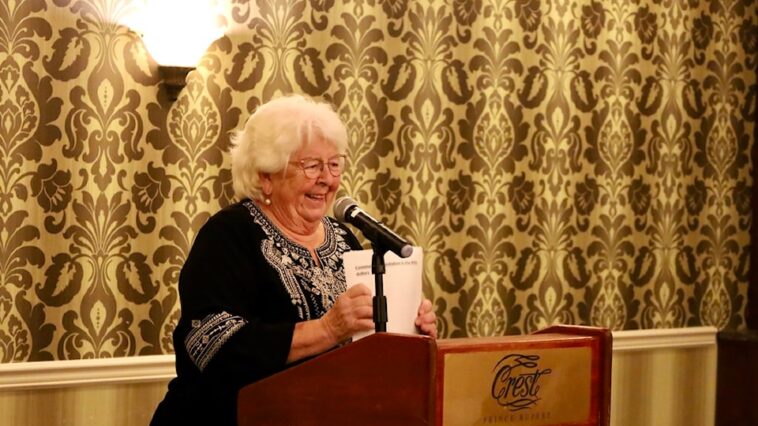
266, 135, 342, 228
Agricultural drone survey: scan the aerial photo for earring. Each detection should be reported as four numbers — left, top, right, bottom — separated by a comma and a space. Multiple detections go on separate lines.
264, 197, 271, 206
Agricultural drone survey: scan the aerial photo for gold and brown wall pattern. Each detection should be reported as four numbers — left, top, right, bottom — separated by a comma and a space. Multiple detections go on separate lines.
1, 0, 756, 361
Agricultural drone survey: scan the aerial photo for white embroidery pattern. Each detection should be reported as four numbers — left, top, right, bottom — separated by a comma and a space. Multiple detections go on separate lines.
185, 311, 247, 372
243, 201, 352, 320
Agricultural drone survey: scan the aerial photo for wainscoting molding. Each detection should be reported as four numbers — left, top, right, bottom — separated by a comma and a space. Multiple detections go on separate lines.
0, 326, 718, 390
612, 326, 717, 351
0, 355, 175, 390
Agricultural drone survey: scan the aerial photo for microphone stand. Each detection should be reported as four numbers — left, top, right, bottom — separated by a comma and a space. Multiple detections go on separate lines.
371, 243, 388, 332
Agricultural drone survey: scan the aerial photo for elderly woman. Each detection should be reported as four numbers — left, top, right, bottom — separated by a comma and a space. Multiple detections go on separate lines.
151, 95, 437, 425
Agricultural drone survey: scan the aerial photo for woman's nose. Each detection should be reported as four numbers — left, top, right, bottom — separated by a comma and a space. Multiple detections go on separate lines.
316, 163, 335, 184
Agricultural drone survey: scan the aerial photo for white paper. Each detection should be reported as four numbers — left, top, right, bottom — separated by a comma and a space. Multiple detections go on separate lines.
343, 247, 424, 340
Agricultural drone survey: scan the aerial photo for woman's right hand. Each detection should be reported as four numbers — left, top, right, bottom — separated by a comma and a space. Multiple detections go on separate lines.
321, 284, 374, 345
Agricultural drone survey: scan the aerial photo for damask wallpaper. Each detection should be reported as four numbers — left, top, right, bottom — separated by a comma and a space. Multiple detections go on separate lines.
0, 0, 756, 362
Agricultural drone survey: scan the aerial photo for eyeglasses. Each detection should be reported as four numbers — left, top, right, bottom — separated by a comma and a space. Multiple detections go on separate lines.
289, 155, 347, 179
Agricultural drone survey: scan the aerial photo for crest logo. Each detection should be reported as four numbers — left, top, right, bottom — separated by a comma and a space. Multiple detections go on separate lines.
491, 354, 552, 411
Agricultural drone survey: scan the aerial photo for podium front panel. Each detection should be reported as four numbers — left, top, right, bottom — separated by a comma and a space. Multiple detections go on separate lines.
237, 333, 435, 426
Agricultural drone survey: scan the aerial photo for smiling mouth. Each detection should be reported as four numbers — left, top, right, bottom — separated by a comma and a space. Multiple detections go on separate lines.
306, 194, 326, 201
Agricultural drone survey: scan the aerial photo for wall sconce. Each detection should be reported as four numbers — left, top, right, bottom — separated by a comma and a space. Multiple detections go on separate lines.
124, 1, 223, 102
158, 66, 194, 101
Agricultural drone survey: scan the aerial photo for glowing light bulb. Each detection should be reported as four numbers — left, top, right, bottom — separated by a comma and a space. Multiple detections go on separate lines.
126, 0, 224, 67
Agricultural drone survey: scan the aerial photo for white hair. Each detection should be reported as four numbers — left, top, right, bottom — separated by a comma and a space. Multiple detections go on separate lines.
230, 94, 348, 201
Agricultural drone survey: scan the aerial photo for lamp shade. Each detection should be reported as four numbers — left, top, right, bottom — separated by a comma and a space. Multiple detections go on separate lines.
124, 0, 223, 67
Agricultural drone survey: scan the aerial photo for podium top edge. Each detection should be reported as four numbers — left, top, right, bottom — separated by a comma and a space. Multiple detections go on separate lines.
435, 333, 597, 348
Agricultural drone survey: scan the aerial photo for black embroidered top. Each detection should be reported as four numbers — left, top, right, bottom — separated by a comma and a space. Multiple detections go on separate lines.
151, 200, 362, 425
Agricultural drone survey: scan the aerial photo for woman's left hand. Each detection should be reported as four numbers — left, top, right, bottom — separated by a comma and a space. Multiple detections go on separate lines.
415, 299, 437, 338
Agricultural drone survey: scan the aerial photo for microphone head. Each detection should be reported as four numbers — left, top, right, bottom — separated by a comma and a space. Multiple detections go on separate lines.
333, 196, 357, 222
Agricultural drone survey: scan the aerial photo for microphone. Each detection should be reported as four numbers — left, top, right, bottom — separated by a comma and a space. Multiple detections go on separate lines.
333, 197, 413, 258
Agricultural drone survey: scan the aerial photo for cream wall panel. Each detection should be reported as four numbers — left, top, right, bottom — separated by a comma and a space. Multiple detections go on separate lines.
0, 381, 168, 426
611, 328, 717, 426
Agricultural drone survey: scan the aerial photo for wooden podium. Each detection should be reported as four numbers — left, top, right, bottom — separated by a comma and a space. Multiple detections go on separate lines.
238, 325, 611, 426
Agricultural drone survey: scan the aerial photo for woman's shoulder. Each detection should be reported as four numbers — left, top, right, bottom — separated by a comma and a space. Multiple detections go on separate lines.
212, 200, 251, 220
194, 200, 263, 240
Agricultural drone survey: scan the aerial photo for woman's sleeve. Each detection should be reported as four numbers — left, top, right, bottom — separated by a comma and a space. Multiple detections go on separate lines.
176, 211, 295, 389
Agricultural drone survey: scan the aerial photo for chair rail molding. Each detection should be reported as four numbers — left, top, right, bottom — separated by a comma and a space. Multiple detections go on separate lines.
0, 354, 175, 390
0, 326, 718, 390
612, 326, 717, 352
